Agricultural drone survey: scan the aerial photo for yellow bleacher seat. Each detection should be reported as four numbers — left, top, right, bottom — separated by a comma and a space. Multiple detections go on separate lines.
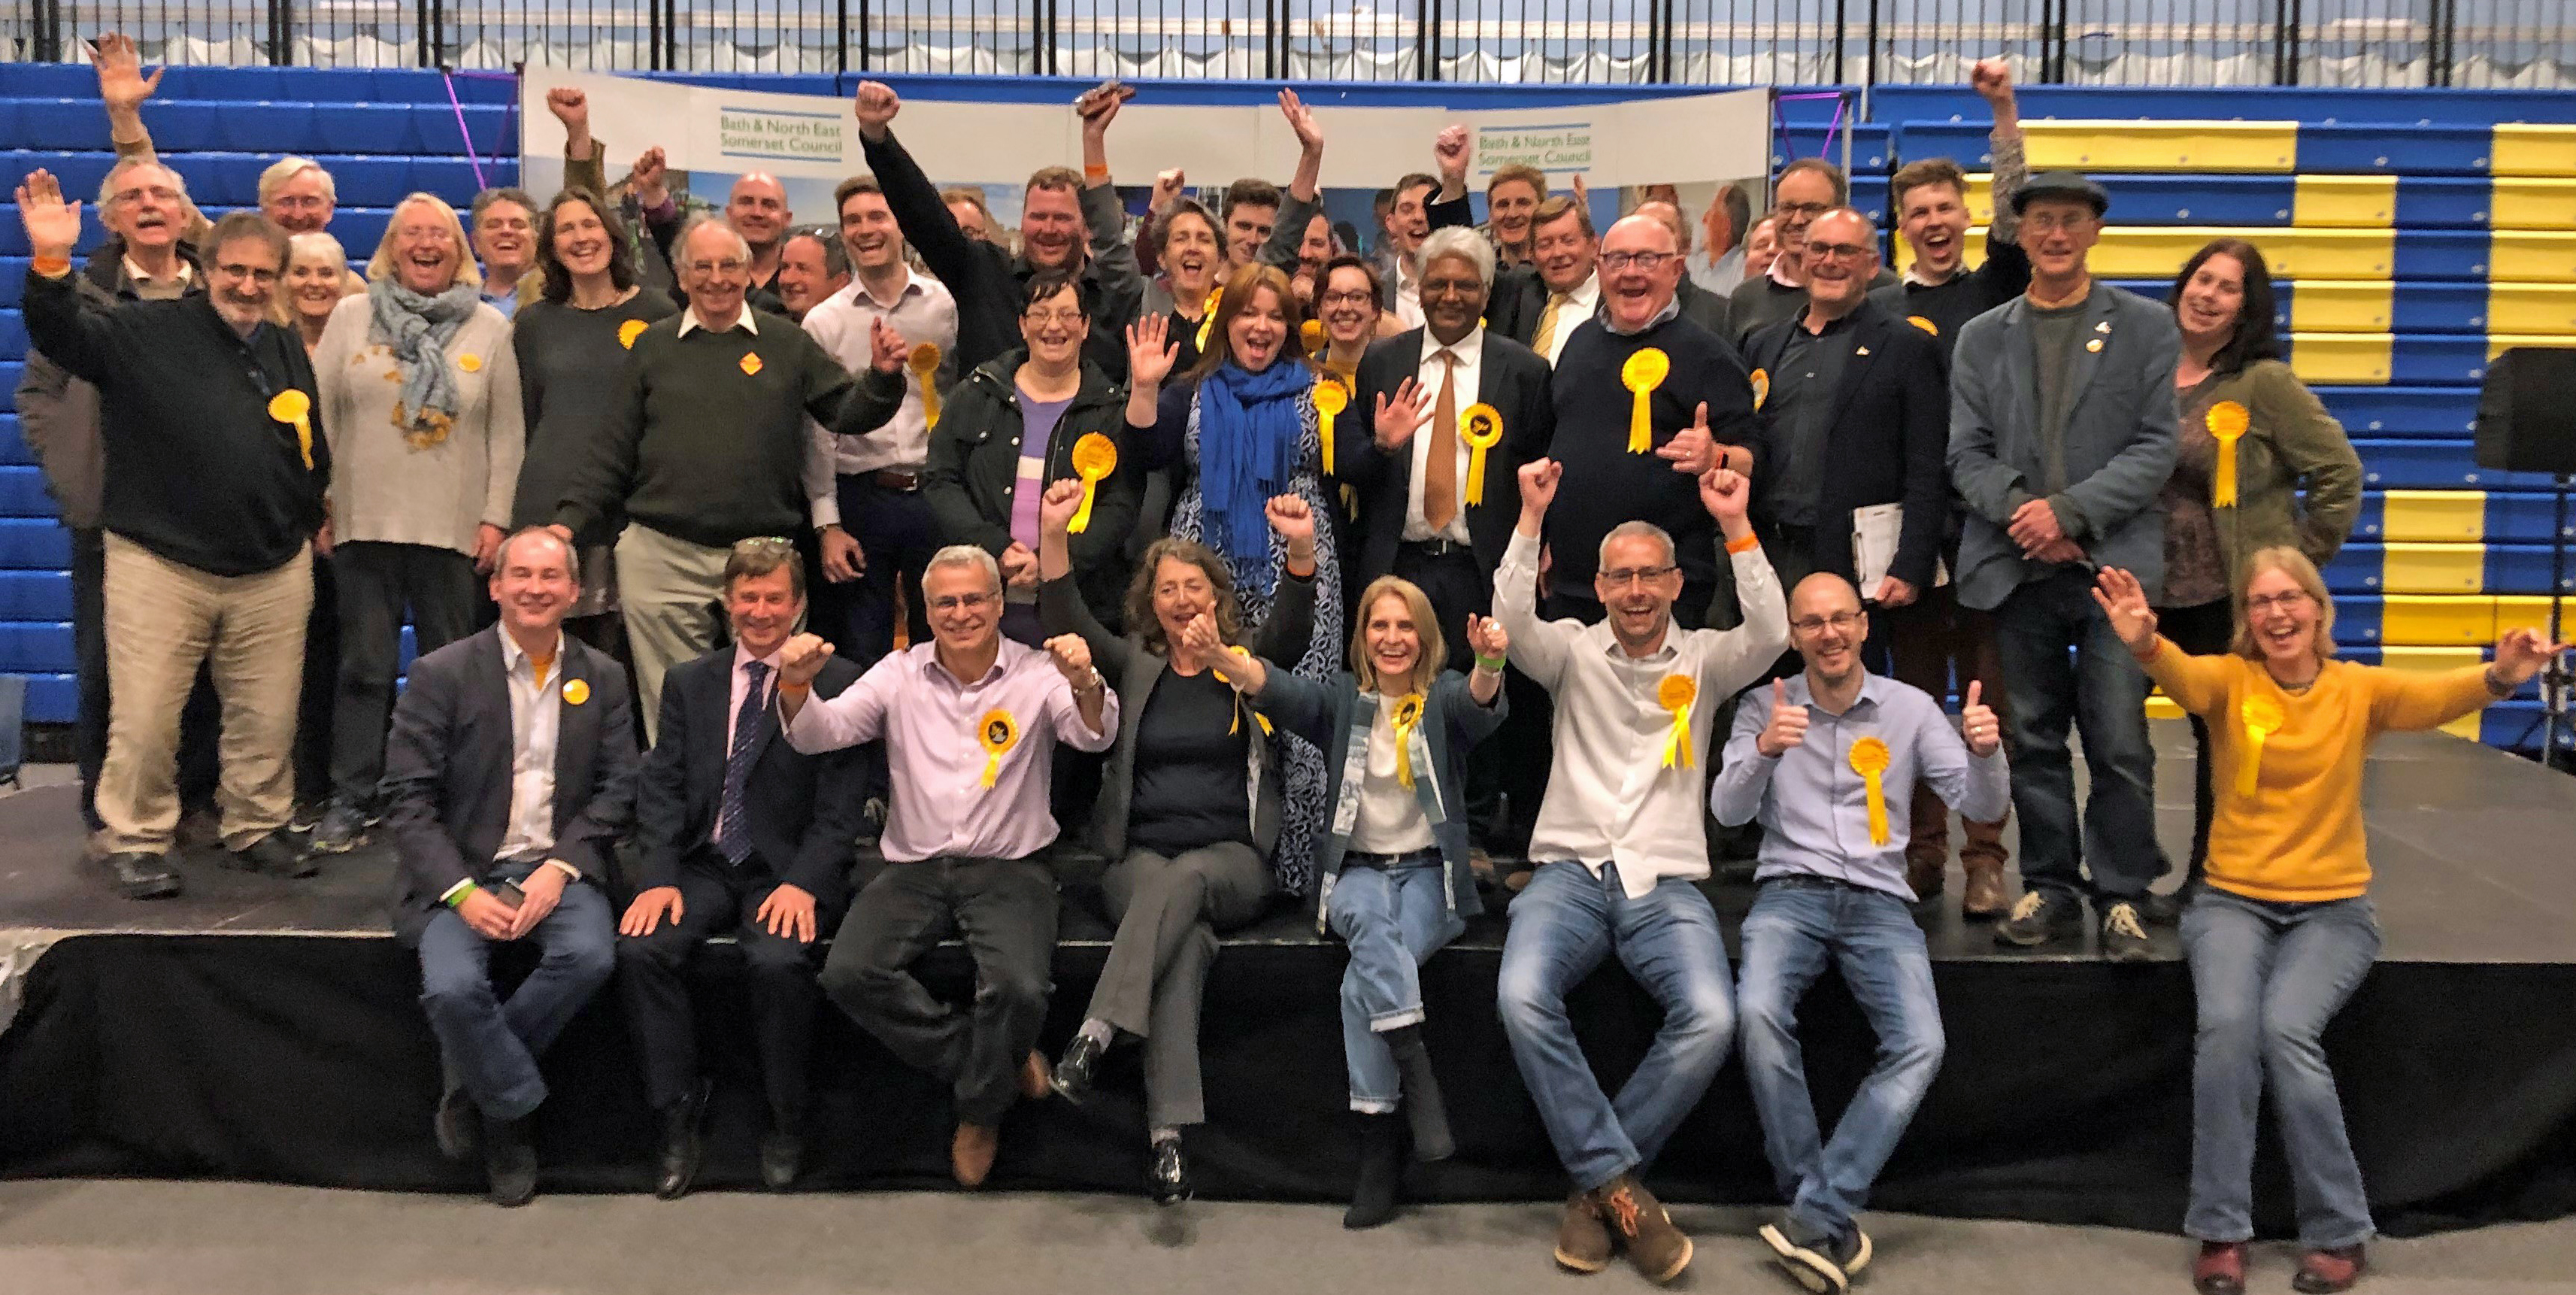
2488, 233, 2576, 282
2377, 491, 2487, 542
2379, 595, 2498, 645
2022, 121, 2299, 172
2024, 227, 2398, 279
2493, 596, 2565, 634
2490, 126, 2576, 179
2486, 336, 2576, 363
2287, 281, 2396, 332
2293, 175, 2397, 227
2288, 333, 2393, 384
2378, 542, 2487, 594
2490, 179, 2576, 231
2375, 648, 2490, 736
2484, 286, 2576, 336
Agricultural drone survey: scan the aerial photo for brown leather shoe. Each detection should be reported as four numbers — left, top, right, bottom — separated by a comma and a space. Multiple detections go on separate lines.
1553, 1190, 1613, 1273
1961, 858, 2011, 919
1905, 852, 1945, 900
951, 1122, 999, 1187
2293, 1245, 2366, 1293
1599, 1175, 1691, 1284
2193, 1240, 2248, 1295
1020, 1049, 1053, 1102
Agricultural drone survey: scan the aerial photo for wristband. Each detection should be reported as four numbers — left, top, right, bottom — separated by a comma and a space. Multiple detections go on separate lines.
445, 881, 479, 910
779, 679, 812, 699
1083, 162, 1111, 183
1474, 654, 1508, 674
32, 255, 73, 279
1725, 533, 1760, 555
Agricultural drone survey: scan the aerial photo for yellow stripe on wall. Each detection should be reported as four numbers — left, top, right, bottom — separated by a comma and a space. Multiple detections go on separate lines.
2286, 281, 2395, 332
2381, 542, 2486, 594
2489, 179, 2576, 231
2484, 286, 2576, 336
2378, 490, 2486, 542
2484, 336, 2576, 363
2379, 596, 2496, 645
2289, 333, 2393, 384
2023, 121, 2299, 172
2490, 126, 2576, 178
2295, 175, 2398, 227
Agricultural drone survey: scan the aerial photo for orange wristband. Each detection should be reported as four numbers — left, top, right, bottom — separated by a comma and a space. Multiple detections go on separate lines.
1083, 162, 1111, 183
32, 255, 73, 278
1725, 533, 1760, 555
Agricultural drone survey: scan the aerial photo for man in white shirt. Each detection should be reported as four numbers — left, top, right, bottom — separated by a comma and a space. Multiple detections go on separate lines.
1491, 456, 1787, 1284
383, 528, 635, 1207
1517, 198, 1602, 365
802, 175, 962, 666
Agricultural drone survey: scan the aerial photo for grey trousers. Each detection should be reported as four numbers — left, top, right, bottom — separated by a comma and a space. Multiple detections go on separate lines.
1086, 840, 1271, 1129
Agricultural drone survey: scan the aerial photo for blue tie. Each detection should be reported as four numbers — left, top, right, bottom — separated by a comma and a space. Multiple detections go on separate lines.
717, 660, 769, 865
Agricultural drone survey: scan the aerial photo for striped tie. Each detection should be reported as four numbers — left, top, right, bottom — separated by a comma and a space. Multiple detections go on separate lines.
717, 660, 768, 865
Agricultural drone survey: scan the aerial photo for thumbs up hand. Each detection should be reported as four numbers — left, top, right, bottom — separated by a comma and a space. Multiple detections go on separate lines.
1755, 677, 1809, 759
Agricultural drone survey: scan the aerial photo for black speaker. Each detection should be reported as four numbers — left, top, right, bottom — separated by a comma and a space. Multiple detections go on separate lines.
2475, 347, 2576, 475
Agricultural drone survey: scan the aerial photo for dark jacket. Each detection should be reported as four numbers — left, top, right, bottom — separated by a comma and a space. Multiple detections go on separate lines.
383, 627, 640, 945
1341, 327, 1555, 590
1255, 669, 1505, 933
634, 646, 866, 905
14, 247, 203, 531
914, 350, 1144, 626
1040, 569, 1316, 862
1739, 299, 1951, 590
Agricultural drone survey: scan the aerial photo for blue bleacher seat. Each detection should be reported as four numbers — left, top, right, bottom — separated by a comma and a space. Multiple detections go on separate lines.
2316, 386, 2478, 438
0, 311, 22, 359
2351, 438, 2556, 490
1771, 125, 1892, 173
0, 466, 57, 520
0, 415, 29, 467
0, 262, 23, 311
0, 623, 74, 674
0, 208, 111, 259
214, 102, 324, 156
2297, 124, 2507, 177
0, 570, 70, 620
0, 519, 71, 569
0, 365, 20, 409
311, 103, 415, 156
22, 673, 72, 725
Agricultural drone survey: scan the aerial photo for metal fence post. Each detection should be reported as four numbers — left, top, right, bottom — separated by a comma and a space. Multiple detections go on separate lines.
268, 0, 292, 65
1421, 0, 1441, 82
1832, 0, 1847, 85
1863, 0, 1879, 89
2430, 0, 2456, 86
2041, 0, 2065, 83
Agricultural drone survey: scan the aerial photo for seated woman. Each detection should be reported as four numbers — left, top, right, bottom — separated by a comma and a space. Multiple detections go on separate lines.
2092, 555, 2560, 1295
1204, 575, 1508, 1230
1035, 476, 1320, 1207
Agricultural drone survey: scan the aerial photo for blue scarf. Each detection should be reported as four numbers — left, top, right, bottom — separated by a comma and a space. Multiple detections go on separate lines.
367, 278, 479, 447
1196, 359, 1308, 595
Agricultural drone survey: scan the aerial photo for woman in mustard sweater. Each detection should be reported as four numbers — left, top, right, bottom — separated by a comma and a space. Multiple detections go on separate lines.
2092, 552, 2560, 1295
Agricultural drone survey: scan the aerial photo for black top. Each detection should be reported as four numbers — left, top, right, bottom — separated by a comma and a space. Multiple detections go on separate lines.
20, 271, 329, 576
1126, 667, 1255, 856
1865, 235, 2032, 362
510, 288, 680, 530
1544, 311, 1757, 595
1726, 267, 1898, 347
1762, 310, 1865, 527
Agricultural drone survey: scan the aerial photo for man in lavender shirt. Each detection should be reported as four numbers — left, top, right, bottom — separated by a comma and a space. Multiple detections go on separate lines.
774, 543, 1114, 1188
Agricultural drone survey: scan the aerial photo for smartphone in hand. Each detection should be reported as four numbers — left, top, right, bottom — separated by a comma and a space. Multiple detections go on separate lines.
489, 881, 527, 909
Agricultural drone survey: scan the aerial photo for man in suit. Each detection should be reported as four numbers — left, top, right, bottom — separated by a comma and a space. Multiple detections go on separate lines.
382, 526, 636, 1207
1433, 189, 1599, 368
1948, 171, 2179, 960
616, 539, 865, 1199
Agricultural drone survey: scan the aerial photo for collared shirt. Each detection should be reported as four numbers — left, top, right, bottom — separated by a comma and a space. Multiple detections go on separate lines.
1493, 529, 1789, 896
1764, 308, 1866, 527
1392, 259, 1426, 330
674, 301, 838, 529
1768, 253, 1805, 290
1404, 326, 1483, 545
677, 305, 758, 338
494, 629, 566, 864
122, 255, 192, 300
1598, 290, 1681, 338
726, 641, 784, 754
1532, 272, 1601, 365
783, 638, 1120, 863
1711, 671, 2011, 901
1348, 693, 1436, 855
1690, 244, 1746, 298
802, 268, 961, 484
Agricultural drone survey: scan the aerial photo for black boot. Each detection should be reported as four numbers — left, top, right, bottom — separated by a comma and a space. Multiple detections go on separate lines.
1383, 1024, 1454, 1162
1344, 1112, 1405, 1230
482, 1112, 538, 1207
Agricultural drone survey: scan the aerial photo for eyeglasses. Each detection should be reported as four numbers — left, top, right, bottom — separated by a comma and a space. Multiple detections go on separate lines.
1805, 241, 1875, 262
1318, 290, 1375, 308
930, 592, 998, 613
214, 263, 280, 284
2245, 590, 2313, 614
1790, 611, 1865, 634
1597, 564, 1678, 588
1774, 201, 1832, 219
2023, 212, 2099, 235
733, 536, 796, 556
1023, 308, 1086, 326
112, 185, 181, 206
1599, 251, 1675, 273
683, 258, 750, 277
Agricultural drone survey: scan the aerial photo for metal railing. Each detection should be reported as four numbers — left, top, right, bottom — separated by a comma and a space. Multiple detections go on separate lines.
5, 0, 2570, 86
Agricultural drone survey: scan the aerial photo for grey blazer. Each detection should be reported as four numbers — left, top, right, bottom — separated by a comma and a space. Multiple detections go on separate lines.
1038, 569, 1317, 861
1947, 283, 2181, 611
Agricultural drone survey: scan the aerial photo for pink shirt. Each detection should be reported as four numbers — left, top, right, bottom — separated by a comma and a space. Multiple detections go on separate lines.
782, 638, 1117, 863
728, 642, 784, 754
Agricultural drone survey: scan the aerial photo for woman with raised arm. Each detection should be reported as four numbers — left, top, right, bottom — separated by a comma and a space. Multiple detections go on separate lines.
2092, 555, 2560, 1295
1035, 477, 1318, 1207
1205, 573, 1508, 1228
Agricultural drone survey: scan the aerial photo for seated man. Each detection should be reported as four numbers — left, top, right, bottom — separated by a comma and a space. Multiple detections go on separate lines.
1492, 457, 1787, 1284
382, 527, 635, 1207
1712, 573, 2009, 1293
777, 544, 1117, 1187
616, 538, 866, 1199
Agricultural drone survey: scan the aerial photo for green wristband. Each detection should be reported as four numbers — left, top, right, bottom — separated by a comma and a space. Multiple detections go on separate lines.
1475, 654, 1508, 674
445, 882, 479, 910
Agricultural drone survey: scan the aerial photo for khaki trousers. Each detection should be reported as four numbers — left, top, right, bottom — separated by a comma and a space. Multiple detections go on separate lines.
614, 523, 732, 744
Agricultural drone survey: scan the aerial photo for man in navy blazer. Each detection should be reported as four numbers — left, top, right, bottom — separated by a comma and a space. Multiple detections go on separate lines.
1947, 171, 2179, 960
616, 540, 866, 1199
383, 527, 637, 1207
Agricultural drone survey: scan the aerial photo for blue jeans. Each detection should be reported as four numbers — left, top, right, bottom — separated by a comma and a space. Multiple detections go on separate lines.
1496, 860, 1735, 1190
416, 863, 617, 1122
1738, 878, 1946, 1242
1992, 568, 2159, 902
2183, 888, 2381, 1248
1329, 857, 1467, 1112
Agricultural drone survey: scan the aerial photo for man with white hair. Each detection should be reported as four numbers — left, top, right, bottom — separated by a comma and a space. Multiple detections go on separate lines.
1491, 454, 1785, 1283
777, 544, 1115, 1189
550, 218, 865, 734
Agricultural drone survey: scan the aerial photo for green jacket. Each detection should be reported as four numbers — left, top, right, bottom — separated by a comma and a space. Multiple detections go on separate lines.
2184, 359, 2365, 575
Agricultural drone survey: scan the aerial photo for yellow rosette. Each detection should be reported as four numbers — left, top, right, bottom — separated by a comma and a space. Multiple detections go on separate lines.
2205, 399, 2250, 508
1389, 693, 1426, 788
909, 341, 944, 429
1656, 673, 1697, 769
268, 390, 315, 469
1621, 347, 1669, 453
562, 678, 590, 706
1300, 318, 1326, 356
1749, 367, 1771, 412
1848, 735, 1893, 847
2238, 694, 2285, 797
976, 709, 1020, 788
1311, 376, 1349, 481
1195, 288, 1223, 354
1459, 402, 1503, 506
617, 318, 649, 349
1068, 432, 1117, 533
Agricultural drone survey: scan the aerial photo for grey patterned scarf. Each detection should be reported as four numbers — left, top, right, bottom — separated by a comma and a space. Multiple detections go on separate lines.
367, 278, 479, 447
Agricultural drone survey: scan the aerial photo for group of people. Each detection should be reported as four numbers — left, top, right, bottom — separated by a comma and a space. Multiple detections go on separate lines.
17, 36, 2567, 1295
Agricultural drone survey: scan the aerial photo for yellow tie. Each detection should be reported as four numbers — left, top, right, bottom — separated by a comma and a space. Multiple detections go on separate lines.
1531, 292, 1569, 359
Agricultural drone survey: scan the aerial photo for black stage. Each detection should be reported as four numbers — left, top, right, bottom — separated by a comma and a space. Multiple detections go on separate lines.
4, 722, 2574, 1237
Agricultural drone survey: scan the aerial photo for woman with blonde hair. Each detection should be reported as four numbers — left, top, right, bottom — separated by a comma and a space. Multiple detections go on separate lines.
1208, 573, 1508, 1227
305, 192, 523, 856
276, 230, 363, 353
2093, 552, 2561, 1295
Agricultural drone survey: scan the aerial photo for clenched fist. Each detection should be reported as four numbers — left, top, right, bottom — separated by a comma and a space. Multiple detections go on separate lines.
777, 632, 835, 688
